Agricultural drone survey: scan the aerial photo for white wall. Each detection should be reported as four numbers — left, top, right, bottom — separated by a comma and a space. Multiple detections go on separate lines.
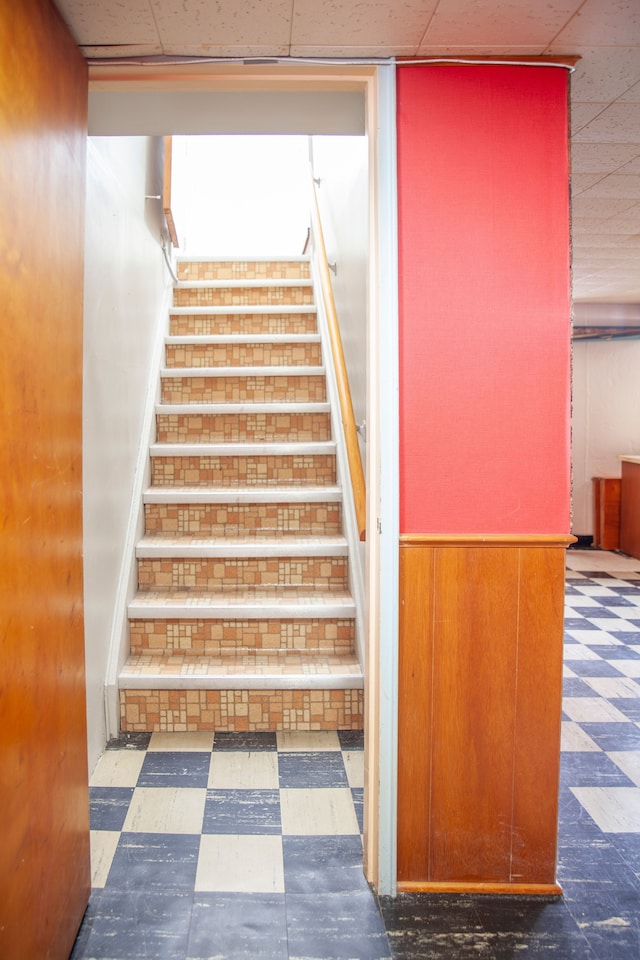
83, 137, 172, 772
572, 338, 640, 536
311, 136, 369, 445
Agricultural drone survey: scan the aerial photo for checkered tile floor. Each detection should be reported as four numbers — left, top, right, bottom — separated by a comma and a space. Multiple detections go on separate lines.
72, 550, 640, 960
71, 729, 391, 960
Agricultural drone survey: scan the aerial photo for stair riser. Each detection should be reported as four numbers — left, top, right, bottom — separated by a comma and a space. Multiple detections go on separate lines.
177, 261, 310, 282
137, 557, 349, 592
156, 412, 331, 443
120, 688, 363, 732
151, 455, 337, 487
129, 618, 355, 656
173, 286, 313, 308
144, 502, 342, 537
165, 342, 322, 368
161, 375, 327, 404
170, 313, 317, 336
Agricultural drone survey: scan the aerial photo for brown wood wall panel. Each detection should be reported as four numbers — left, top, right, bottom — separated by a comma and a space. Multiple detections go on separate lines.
511, 547, 565, 884
397, 546, 434, 880
398, 537, 570, 892
430, 548, 519, 883
0, 2, 89, 958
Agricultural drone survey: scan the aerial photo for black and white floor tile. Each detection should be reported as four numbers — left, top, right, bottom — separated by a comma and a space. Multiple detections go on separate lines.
71, 728, 389, 960
72, 550, 640, 960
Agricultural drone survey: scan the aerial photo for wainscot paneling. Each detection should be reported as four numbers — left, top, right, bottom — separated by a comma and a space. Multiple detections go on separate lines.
397, 535, 572, 894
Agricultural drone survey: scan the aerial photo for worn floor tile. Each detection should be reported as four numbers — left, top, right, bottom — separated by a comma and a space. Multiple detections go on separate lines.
123, 787, 206, 834
195, 834, 285, 893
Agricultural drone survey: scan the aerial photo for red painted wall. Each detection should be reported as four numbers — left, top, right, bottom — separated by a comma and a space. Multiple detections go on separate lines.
397, 65, 571, 534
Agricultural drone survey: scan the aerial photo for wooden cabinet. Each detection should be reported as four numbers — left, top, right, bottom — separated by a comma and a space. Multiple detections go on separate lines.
593, 477, 621, 550
620, 457, 640, 560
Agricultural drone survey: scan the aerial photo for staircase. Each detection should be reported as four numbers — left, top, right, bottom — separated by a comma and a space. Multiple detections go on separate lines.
119, 257, 364, 733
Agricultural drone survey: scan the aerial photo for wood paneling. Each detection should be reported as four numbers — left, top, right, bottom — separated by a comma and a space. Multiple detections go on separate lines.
398, 536, 570, 893
0, 2, 89, 957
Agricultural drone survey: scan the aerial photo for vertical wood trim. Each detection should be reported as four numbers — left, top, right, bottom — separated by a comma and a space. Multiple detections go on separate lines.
511, 547, 565, 884
397, 545, 434, 881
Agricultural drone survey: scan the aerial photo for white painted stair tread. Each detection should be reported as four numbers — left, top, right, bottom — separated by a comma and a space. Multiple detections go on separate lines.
160, 365, 325, 377
136, 535, 348, 558
169, 304, 317, 315
119, 651, 364, 690
175, 278, 312, 289
149, 441, 336, 457
128, 588, 356, 619
156, 401, 330, 415
143, 485, 342, 504
166, 334, 321, 345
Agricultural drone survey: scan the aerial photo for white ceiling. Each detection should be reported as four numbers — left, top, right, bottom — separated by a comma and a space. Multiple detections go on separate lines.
54, 0, 640, 308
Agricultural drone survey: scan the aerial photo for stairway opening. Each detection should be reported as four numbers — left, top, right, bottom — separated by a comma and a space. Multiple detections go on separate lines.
116, 133, 367, 733
84, 65, 400, 889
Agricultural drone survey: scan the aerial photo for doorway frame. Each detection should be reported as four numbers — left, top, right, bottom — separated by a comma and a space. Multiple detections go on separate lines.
87, 59, 400, 894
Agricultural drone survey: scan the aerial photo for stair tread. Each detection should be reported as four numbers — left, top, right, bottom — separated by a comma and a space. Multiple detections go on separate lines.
144, 485, 342, 503
170, 305, 317, 315
136, 535, 348, 557
160, 365, 325, 377
119, 651, 363, 688
175, 279, 312, 289
149, 440, 336, 456
156, 402, 329, 414
166, 334, 321, 345
128, 586, 355, 616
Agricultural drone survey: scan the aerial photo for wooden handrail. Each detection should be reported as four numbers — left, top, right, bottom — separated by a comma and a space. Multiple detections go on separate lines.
309, 173, 366, 541
163, 137, 179, 248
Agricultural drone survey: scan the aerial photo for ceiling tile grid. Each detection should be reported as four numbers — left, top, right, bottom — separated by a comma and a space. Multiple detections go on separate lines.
51, 0, 640, 303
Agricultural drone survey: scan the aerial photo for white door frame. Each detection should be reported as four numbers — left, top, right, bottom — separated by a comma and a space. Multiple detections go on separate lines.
88, 59, 400, 894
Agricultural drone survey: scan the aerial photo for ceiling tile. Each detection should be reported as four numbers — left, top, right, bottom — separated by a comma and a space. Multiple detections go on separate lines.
291, 44, 417, 57
290, 0, 437, 50
54, 0, 159, 45
157, 42, 290, 57
572, 212, 640, 233
572, 233, 640, 248
571, 141, 640, 172
149, 0, 292, 50
80, 43, 163, 57
618, 154, 640, 174
619, 80, 640, 101
571, 102, 608, 134
579, 173, 640, 199
414, 44, 547, 55
421, 0, 582, 47
571, 172, 608, 193
573, 101, 640, 143
571, 197, 634, 218
550, 0, 640, 47
567, 46, 640, 102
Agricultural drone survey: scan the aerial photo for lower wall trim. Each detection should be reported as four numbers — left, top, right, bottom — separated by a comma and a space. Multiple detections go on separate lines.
400, 533, 576, 547
397, 881, 563, 897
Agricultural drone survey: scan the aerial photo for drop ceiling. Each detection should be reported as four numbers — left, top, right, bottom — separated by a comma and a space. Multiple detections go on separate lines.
54, 0, 640, 310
